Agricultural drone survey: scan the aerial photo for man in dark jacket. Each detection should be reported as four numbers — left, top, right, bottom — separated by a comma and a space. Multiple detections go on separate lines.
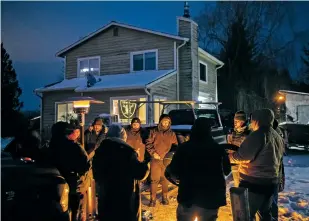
146, 114, 178, 207
125, 117, 146, 162
49, 122, 91, 221
229, 109, 285, 221
84, 117, 106, 158
227, 111, 250, 187
92, 124, 150, 221
165, 117, 231, 221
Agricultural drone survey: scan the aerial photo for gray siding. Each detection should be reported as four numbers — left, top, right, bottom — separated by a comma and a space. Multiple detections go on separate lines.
198, 55, 217, 101
64, 26, 176, 79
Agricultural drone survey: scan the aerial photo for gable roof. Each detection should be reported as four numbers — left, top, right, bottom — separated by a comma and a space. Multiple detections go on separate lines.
35, 69, 176, 93
56, 21, 189, 57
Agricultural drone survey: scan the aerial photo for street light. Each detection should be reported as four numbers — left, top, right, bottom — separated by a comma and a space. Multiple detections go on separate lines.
62, 96, 104, 147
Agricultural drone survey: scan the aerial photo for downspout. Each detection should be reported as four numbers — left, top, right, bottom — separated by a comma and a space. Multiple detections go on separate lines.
176, 40, 188, 101
215, 63, 224, 103
34, 90, 43, 139
144, 87, 152, 125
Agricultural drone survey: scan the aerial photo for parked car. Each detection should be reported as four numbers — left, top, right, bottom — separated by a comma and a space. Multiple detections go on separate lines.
279, 122, 309, 150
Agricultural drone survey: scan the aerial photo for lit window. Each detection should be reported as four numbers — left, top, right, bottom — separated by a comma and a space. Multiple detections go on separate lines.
153, 96, 167, 124
199, 62, 207, 83
56, 103, 78, 122
131, 50, 157, 72
77, 57, 100, 77
111, 97, 147, 124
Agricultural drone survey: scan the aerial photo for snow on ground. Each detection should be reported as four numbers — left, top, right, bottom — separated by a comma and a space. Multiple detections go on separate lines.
141, 151, 309, 221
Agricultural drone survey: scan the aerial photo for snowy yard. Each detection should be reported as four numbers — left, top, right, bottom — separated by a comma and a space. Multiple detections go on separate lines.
141, 151, 309, 221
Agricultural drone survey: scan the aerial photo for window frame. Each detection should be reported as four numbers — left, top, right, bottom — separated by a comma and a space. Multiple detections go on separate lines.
130, 49, 158, 72
153, 95, 167, 124
77, 56, 101, 78
109, 95, 148, 125
199, 60, 208, 84
54, 102, 77, 123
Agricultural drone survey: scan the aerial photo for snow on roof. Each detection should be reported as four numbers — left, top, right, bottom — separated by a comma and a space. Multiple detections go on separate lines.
35, 69, 176, 93
56, 21, 189, 57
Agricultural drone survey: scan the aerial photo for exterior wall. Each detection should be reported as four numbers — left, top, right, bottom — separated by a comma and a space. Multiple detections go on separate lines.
64, 26, 176, 79
198, 55, 218, 102
178, 17, 199, 101
285, 93, 309, 124
41, 89, 146, 137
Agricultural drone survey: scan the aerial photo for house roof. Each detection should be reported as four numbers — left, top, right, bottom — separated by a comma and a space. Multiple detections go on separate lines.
56, 21, 189, 57
198, 48, 224, 66
279, 90, 309, 96
35, 69, 176, 93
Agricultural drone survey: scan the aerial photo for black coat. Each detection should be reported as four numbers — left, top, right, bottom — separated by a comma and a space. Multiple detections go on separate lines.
166, 138, 231, 209
92, 138, 149, 221
84, 129, 105, 158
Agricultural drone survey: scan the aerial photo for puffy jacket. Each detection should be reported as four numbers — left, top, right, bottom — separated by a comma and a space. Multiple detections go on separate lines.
125, 126, 146, 162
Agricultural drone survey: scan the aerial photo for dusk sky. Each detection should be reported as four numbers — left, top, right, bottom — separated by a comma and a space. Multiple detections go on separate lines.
2, 1, 309, 110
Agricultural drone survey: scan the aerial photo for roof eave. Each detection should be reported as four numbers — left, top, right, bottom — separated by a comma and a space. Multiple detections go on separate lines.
198, 47, 224, 66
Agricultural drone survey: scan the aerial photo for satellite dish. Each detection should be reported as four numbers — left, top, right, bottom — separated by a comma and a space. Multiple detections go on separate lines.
86, 73, 97, 87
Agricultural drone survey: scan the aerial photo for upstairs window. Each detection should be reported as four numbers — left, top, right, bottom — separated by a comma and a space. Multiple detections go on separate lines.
199, 61, 208, 83
77, 56, 100, 77
130, 49, 158, 72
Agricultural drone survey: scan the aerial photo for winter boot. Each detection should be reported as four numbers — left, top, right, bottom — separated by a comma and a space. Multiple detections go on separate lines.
162, 194, 169, 205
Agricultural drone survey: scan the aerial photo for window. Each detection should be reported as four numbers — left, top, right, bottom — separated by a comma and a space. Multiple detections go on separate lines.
153, 96, 167, 124
199, 61, 207, 83
77, 56, 100, 77
55, 103, 78, 122
111, 96, 147, 124
131, 50, 158, 72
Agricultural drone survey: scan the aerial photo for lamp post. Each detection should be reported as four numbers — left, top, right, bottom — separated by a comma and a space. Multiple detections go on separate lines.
62, 96, 104, 147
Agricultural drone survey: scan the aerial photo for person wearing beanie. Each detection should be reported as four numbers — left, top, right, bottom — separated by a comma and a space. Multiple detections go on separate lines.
125, 117, 146, 162
229, 109, 285, 220
84, 117, 106, 158
166, 117, 231, 220
227, 110, 250, 187
146, 114, 178, 207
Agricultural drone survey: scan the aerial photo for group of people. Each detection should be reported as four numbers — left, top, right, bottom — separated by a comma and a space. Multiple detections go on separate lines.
165, 108, 286, 221
24, 107, 285, 221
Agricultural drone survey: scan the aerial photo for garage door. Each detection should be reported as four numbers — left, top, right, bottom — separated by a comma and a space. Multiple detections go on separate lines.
297, 105, 309, 124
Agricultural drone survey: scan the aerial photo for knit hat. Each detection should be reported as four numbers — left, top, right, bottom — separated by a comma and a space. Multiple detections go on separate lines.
251, 109, 274, 127
131, 117, 141, 125
234, 111, 247, 122
159, 114, 171, 123
190, 117, 212, 141
93, 117, 103, 126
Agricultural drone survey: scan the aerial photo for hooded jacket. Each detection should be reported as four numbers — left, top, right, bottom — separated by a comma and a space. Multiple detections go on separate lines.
125, 123, 146, 162
92, 137, 149, 221
146, 114, 178, 159
166, 118, 231, 209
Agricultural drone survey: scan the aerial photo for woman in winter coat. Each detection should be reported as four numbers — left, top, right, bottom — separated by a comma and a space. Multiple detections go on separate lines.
92, 124, 150, 221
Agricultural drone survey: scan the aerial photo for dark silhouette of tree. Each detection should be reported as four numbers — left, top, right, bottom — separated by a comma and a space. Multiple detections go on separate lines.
1, 43, 27, 137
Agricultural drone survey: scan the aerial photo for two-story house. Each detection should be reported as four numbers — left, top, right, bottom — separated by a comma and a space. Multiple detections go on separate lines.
35, 6, 224, 135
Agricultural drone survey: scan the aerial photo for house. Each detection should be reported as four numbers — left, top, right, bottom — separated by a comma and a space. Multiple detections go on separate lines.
278, 90, 309, 124
34, 4, 224, 137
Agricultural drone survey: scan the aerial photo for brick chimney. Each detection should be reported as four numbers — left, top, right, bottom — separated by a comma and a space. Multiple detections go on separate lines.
177, 2, 199, 101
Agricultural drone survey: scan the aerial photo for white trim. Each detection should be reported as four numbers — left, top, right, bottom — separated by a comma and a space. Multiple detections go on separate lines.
146, 70, 176, 88
77, 56, 101, 78
177, 16, 198, 27
109, 95, 148, 125
130, 49, 158, 72
173, 42, 177, 70
199, 60, 208, 84
153, 95, 167, 124
279, 90, 309, 96
54, 102, 76, 123
56, 22, 189, 57
198, 48, 224, 66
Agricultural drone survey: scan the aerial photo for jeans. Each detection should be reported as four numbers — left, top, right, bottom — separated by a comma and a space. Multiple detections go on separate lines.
247, 191, 274, 221
271, 188, 279, 221
150, 159, 169, 200
176, 204, 218, 221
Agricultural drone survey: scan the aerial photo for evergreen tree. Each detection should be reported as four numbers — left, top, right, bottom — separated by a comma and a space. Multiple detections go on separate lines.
1, 43, 25, 137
